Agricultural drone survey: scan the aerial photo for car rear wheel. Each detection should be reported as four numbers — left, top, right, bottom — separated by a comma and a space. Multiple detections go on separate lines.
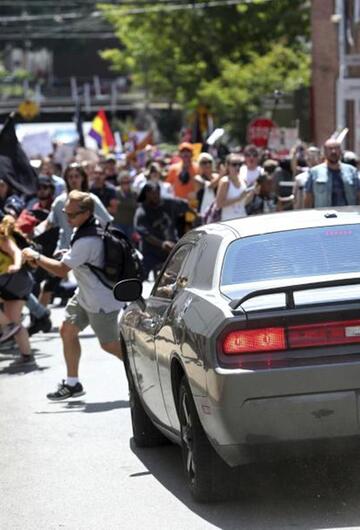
125, 359, 168, 447
178, 376, 230, 502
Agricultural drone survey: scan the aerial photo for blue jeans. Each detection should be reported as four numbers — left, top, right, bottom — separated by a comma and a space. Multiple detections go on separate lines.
27, 293, 48, 319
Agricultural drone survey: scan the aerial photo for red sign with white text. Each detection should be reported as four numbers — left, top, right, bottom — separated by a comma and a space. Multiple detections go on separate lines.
247, 117, 277, 148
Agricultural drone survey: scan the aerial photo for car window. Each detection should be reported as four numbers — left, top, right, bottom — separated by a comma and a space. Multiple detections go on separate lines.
221, 224, 360, 289
152, 245, 192, 300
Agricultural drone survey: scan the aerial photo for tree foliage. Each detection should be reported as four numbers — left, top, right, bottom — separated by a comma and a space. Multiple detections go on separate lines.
199, 43, 310, 138
100, 0, 310, 138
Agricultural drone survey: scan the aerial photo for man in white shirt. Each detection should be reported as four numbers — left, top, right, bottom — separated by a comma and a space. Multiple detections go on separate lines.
239, 144, 263, 186
293, 146, 321, 209
22, 191, 124, 401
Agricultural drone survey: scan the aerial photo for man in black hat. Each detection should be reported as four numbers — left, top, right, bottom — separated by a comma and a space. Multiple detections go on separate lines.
17, 176, 57, 336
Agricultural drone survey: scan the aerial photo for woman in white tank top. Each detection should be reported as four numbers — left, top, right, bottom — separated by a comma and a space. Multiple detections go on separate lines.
216, 154, 254, 221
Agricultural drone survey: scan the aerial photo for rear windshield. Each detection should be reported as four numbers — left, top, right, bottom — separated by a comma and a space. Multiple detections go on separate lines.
221, 224, 360, 286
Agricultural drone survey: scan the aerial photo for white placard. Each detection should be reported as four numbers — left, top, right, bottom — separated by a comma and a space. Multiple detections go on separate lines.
21, 131, 53, 158
268, 127, 299, 151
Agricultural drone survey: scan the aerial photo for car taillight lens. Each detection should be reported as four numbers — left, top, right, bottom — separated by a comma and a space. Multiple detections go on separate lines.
288, 320, 360, 349
223, 327, 286, 355
222, 319, 360, 355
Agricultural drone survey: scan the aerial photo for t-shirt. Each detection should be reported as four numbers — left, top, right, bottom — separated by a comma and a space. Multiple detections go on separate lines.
166, 162, 198, 199
239, 165, 263, 186
134, 204, 176, 259
52, 175, 66, 198
330, 168, 347, 206
90, 182, 117, 209
114, 189, 138, 226
62, 236, 123, 313
0, 247, 12, 274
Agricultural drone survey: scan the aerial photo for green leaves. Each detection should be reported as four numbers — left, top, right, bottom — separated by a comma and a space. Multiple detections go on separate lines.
199, 44, 310, 137
99, 0, 310, 139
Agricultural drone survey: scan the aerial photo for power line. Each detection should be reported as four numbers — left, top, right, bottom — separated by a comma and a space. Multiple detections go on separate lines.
0, 0, 272, 22
95, 0, 272, 16
0, 32, 116, 39
0, 0, 274, 40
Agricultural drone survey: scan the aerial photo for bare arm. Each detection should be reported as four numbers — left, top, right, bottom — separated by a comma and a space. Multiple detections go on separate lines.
304, 192, 314, 209
34, 218, 53, 236
22, 247, 70, 278
208, 173, 220, 190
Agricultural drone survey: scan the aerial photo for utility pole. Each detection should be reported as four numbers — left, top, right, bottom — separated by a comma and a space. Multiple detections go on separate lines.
335, 0, 346, 131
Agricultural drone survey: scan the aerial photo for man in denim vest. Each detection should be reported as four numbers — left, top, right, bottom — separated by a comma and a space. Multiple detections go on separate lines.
304, 139, 360, 208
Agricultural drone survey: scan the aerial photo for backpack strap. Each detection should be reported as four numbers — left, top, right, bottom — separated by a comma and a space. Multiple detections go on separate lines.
70, 216, 101, 246
71, 217, 117, 290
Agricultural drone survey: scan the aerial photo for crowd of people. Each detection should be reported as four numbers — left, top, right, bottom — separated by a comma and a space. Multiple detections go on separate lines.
0, 133, 359, 393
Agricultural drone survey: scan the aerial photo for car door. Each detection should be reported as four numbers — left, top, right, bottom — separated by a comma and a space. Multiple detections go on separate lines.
133, 245, 192, 426
151, 244, 193, 426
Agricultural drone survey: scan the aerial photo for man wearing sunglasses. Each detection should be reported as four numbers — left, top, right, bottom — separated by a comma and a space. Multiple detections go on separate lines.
240, 144, 263, 186
22, 190, 124, 401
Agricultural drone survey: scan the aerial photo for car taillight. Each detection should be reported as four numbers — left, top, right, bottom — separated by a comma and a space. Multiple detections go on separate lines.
223, 327, 286, 355
222, 319, 360, 356
288, 320, 360, 349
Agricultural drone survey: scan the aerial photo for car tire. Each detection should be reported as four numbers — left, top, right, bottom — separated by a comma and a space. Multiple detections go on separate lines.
125, 359, 169, 448
178, 376, 230, 502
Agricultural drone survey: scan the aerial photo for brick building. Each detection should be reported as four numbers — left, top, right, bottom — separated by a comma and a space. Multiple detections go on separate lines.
312, 0, 360, 152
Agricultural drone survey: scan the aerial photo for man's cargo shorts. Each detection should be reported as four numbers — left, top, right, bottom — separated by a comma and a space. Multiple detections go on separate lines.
64, 295, 119, 344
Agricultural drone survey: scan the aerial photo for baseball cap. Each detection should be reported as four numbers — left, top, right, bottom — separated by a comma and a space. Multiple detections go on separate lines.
37, 175, 55, 189
178, 142, 194, 153
4, 196, 25, 218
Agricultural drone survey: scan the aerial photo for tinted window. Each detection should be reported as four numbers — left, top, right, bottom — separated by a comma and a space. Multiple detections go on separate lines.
221, 225, 360, 286
153, 245, 191, 299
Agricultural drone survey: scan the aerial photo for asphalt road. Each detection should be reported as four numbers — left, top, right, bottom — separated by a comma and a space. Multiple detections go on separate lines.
2, 299, 360, 529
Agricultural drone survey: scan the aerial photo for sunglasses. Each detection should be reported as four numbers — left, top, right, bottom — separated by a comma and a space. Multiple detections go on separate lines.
200, 161, 212, 165
229, 162, 242, 167
62, 208, 85, 219
245, 152, 258, 158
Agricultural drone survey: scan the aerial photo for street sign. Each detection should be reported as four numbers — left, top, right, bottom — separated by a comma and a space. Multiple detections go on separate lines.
247, 117, 277, 148
17, 100, 39, 120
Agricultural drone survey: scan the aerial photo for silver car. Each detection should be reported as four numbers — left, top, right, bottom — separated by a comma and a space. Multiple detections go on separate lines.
114, 208, 360, 502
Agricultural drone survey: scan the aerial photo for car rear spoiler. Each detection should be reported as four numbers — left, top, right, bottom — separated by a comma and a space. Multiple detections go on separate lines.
229, 276, 360, 311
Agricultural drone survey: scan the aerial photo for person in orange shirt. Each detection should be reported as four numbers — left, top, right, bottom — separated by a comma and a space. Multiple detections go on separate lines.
166, 142, 199, 201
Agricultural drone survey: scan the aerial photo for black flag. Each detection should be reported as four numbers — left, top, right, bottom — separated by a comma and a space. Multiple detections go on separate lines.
0, 113, 38, 195
74, 102, 85, 148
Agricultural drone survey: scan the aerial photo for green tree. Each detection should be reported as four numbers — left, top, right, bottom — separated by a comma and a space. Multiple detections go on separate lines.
100, 0, 310, 138
0, 62, 31, 99
200, 43, 311, 139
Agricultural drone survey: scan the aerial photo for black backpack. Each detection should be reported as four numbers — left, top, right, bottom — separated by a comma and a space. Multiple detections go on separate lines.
71, 217, 143, 289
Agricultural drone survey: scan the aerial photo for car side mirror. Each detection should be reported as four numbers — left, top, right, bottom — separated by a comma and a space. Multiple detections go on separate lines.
113, 279, 143, 302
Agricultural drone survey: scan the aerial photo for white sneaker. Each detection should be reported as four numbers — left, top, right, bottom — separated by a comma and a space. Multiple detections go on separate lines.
0, 323, 21, 343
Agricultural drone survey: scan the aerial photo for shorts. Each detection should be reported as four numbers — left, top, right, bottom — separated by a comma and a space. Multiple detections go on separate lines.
0, 269, 34, 301
64, 294, 119, 344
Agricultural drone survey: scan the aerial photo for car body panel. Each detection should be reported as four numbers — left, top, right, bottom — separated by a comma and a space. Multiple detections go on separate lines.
120, 208, 360, 466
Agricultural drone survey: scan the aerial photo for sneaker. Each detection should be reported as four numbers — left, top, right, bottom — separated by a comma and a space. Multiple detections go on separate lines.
0, 323, 21, 343
28, 313, 52, 336
47, 380, 85, 401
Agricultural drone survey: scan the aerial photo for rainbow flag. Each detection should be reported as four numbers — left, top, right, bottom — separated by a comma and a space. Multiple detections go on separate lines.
89, 109, 115, 153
